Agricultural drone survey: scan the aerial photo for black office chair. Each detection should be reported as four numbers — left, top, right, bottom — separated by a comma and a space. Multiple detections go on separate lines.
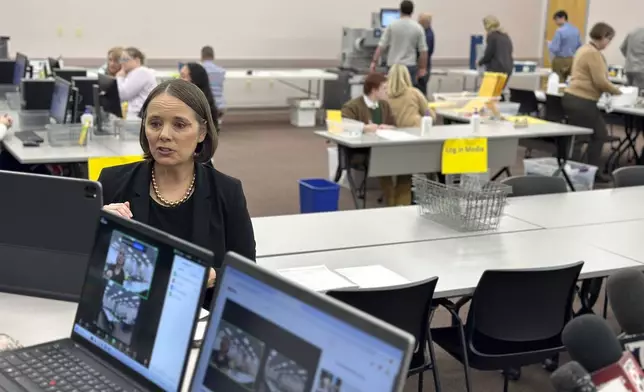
431, 262, 583, 392
509, 88, 539, 116
612, 166, 644, 188
501, 175, 568, 197
544, 94, 567, 123
328, 277, 440, 392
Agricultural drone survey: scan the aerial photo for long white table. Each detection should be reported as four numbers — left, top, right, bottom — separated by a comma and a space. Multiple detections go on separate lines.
318, 122, 591, 207
505, 186, 644, 228
253, 206, 539, 258
259, 229, 643, 298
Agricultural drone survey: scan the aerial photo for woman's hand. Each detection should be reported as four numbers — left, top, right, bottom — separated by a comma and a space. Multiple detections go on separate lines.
378, 124, 394, 129
103, 201, 133, 219
116, 69, 126, 78
0, 114, 13, 128
207, 268, 217, 288
364, 123, 379, 133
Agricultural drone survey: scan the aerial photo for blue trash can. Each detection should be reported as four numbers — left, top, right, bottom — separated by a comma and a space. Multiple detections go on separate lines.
299, 178, 340, 213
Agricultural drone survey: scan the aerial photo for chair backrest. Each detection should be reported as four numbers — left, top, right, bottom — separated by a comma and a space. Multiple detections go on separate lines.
466, 262, 583, 343
501, 175, 568, 197
612, 166, 644, 188
327, 277, 438, 347
545, 94, 566, 123
509, 88, 539, 115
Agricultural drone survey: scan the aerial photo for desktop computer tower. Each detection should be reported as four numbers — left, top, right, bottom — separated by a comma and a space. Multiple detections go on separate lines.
0, 60, 15, 85
21, 79, 54, 110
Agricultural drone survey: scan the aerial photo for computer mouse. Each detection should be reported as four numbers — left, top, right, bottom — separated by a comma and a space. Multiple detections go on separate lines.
22, 140, 40, 147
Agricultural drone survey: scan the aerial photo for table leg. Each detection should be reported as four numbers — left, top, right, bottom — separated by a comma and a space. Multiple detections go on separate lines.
490, 167, 511, 181
556, 136, 576, 191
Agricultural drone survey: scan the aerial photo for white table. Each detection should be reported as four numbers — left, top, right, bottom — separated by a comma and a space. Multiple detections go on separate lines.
448, 68, 551, 91
505, 187, 644, 228
259, 229, 643, 298
317, 122, 591, 207
552, 220, 644, 264
253, 206, 540, 258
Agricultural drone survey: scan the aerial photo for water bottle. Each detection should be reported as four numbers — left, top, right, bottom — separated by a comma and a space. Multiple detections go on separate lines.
79, 107, 94, 146
547, 72, 560, 95
471, 109, 481, 133
420, 114, 433, 136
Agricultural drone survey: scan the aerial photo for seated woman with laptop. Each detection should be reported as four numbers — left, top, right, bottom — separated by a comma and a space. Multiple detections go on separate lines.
99, 79, 255, 308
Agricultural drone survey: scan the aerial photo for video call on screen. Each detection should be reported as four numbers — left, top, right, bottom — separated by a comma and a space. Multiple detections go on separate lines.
75, 223, 173, 368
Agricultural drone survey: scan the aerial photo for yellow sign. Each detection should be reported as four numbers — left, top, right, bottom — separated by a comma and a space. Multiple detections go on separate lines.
441, 138, 488, 174
88, 155, 144, 181
326, 110, 343, 134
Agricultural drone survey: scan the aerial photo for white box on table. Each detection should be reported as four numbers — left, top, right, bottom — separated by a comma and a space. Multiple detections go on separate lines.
289, 98, 321, 127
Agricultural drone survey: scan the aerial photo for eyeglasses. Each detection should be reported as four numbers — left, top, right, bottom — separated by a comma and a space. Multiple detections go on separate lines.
119, 57, 132, 63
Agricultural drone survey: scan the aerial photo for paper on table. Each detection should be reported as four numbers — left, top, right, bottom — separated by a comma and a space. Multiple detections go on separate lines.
375, 129, 419, 141
277, 265, 358, 292
335, 265, 410, 289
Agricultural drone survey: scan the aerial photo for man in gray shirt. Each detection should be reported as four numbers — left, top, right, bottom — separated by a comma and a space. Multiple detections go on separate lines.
370, 0, 428, 84
621, 27, 644, 89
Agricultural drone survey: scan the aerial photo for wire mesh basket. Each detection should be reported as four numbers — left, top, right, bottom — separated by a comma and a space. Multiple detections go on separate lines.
412, 174, 511, 231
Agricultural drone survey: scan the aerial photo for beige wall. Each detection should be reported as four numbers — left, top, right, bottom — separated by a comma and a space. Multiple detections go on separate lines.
3, 0, 545, 62
587, 0, 643, 66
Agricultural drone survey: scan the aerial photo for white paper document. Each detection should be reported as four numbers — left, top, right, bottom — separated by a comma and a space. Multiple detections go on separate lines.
277, 265, 358, 292
335, 265, 410, 289
375, 129, 419, 141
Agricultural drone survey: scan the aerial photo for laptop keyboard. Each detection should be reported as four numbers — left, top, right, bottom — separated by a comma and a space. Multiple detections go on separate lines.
0, 344, 123, 392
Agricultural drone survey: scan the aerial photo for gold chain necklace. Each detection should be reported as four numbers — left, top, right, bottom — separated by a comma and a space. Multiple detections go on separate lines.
151, 167, 196, 208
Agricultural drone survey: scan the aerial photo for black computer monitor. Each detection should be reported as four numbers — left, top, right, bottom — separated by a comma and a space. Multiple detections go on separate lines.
50, 76, 72, 124
53, 68, 87, 83
46, 57, 61, 78
380, 9, 400, 28
72, 76, 98, 112
98, 73, 122, 118
13, 52, 28, 86
0, 60, 15, 84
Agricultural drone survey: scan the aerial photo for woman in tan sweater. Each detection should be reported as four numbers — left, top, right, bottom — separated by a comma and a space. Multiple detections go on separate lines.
386, 64, 434, 128
563, 22, 621, 180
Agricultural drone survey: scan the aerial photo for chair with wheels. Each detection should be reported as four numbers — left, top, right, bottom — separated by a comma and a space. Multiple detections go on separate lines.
431, 262, 583, 392
501, 175, 568, 197
612, 166, 644, 188
328, 277, 441, 392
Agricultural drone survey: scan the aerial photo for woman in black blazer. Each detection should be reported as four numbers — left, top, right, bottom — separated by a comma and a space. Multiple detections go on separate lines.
99, 79, 255, 309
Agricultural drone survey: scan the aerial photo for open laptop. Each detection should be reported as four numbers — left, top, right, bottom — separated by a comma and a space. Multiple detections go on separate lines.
0, 211, 211, 391
189, 252, 414, 392
0, 171, 103, 301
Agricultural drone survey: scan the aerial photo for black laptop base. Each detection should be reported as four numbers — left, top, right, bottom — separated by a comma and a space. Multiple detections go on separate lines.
0, 340, 142, 392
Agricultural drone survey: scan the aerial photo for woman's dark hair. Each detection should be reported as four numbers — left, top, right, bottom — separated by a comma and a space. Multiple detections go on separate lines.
589, 22, 615, 41
363, 72, 387, 95
138, 79, 218, 164
124, 47, 146, 65
185, 62, 220, 132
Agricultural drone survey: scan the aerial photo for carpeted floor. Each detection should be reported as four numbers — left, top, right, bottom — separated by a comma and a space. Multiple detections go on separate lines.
213, 115, 627, 392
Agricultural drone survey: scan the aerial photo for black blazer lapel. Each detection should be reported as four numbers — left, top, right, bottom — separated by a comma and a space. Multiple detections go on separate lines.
129, 160, 151, 223
191, 163, 213, 250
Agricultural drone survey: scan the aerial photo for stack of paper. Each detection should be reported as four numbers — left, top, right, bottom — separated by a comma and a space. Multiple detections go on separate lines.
277, 265, 358, 292
375, 130, 419, 141
335, 265, 410, 288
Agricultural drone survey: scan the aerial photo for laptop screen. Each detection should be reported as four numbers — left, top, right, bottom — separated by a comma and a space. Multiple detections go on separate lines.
72, 214, 207, 391
191, 264, 406, 392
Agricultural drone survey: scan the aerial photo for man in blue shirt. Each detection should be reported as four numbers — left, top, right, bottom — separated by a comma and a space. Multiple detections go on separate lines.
417, 13, 434, 96
200, 46, 226, 119
548, 10, 582, 81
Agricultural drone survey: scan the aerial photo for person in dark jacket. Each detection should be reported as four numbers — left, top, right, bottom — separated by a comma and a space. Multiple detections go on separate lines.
478, 15, 514, 80
99, 79, 256, 310
417, 13, 434, 96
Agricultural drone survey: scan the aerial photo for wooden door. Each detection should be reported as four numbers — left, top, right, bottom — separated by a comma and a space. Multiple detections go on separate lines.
543, 0, 589, 67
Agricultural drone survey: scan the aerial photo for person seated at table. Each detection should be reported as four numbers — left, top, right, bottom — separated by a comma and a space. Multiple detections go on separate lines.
386, 64, 434, 128
478, 16, 514, 91
0, 114, 13, 140
342, 73, 412, 206
200, 46, 226, 121
98, 79, 255, 309
98, 47, 124, 77
116, 47, 157, 119
563, 22, 621, 182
